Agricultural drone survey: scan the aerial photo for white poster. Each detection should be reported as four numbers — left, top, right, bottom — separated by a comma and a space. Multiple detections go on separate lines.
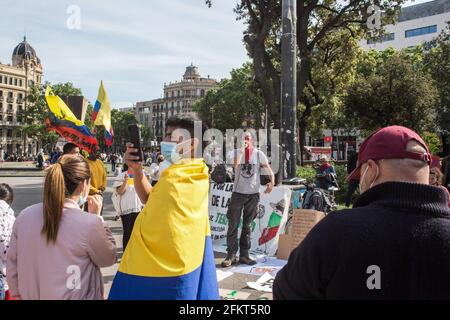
209, 183, 291, 256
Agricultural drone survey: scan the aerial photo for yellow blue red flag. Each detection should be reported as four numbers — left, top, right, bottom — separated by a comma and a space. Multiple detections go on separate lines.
44, 86, 98, 154
92, 81, 113, 147
108, 159, 219, 300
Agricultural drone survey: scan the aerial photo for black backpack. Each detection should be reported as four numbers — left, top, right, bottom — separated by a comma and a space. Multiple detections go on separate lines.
211, 164, 229, 184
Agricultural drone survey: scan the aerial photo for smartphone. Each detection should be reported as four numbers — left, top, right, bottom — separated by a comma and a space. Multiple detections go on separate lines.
128, 124, 144, 162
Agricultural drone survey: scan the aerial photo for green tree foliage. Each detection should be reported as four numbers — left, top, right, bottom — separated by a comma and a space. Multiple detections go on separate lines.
422, 131, 443, 155
344, 50, 439, 134
109, 109, 138, 153
193, 64, 265, 132
230, 0, 406, 164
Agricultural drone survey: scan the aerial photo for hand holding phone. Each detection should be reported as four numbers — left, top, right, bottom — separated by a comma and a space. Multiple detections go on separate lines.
128, 124, 144, 162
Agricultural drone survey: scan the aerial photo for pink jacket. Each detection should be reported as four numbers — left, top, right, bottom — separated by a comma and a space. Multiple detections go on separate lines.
6, 200, 117, 300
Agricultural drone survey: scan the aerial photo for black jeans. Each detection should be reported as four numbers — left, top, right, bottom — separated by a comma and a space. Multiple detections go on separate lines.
121, 212, 140, 251
226, 192, 260, 257
345, 180, 359, 207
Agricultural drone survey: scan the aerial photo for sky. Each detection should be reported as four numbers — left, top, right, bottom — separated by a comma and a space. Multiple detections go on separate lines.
0, 0, 433, 109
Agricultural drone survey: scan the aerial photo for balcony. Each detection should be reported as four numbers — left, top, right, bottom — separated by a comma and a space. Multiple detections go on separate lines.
6, 97, 14, 103
16, 98, 24, 104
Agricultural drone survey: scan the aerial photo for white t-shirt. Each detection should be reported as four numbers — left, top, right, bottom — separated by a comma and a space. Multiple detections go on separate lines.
150, 163, 160, 182
233, 149, 269, 194
111, 172, 144, 216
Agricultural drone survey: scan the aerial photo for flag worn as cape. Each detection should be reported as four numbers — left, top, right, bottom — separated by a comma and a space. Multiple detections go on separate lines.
92, 81, 113, 147
108, 158, 219, 300
44, 86, 98, 154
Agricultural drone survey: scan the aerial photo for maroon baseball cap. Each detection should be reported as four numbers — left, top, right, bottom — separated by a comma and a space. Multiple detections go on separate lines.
347, 126, 432, 181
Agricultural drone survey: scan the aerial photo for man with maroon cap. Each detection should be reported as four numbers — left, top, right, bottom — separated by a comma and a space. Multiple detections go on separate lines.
274, 125, 450, 299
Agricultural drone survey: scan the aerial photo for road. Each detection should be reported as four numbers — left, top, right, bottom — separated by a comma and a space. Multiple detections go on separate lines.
2, 176, 272, 300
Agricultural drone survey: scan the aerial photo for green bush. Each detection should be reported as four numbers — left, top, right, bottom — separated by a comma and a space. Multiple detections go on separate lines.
296, 163, 359, 206
422, 132, 443, 155
296, 165, 316, 183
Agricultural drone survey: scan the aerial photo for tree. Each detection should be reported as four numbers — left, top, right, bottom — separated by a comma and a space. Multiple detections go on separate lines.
344, 50, 439, 134
193, 64, 265, 131
209, 0, 406, 164
109, 109, 138, 153
423, 22, 450, 155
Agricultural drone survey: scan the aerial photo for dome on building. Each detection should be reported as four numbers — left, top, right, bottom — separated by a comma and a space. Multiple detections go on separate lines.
12, 36, 41, 66
183, 63, 200, 79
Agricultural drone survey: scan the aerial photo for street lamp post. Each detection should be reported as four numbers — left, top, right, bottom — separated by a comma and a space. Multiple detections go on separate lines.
281, 0, 297, 180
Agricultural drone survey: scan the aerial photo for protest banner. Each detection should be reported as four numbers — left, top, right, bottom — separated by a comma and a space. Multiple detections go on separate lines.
209, 183, 292, 256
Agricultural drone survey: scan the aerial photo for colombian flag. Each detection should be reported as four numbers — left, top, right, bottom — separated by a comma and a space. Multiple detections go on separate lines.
108, 159, 219, 300
92, 81, 114, 147
44, 86, 98, 154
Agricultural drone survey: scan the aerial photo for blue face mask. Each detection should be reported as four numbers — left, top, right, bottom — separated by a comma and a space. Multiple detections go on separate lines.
77, 193, 88, 207
160, 141, 181, 164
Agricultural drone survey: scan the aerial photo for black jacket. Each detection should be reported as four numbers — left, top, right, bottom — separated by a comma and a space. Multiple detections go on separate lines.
274, 182, 450, 299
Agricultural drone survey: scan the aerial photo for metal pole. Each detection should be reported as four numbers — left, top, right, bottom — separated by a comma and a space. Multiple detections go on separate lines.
281, 0, 297, 179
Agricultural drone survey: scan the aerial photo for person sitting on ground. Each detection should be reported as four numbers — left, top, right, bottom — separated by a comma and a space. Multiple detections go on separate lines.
274, 125, 450, 299
6, 155, 116, 300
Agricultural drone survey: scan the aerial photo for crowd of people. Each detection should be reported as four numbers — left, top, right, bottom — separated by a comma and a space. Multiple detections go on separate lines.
0, 115, 449, 300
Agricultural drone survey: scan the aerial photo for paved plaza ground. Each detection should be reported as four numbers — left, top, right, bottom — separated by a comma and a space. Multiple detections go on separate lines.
3, 174, 273, 300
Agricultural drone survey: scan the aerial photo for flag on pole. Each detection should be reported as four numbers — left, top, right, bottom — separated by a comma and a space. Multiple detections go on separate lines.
92, 81, 114, 147
44, 86, 98, 154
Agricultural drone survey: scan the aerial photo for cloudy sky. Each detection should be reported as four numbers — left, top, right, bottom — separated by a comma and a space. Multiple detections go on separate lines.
0, 0, 431, 108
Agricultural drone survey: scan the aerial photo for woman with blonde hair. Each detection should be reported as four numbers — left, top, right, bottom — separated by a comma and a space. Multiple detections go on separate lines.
6, 155, 117, 300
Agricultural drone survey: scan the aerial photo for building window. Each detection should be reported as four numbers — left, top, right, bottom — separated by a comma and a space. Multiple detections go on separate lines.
201, 89, 205, 97
14, 78, 18, 86
19, 79, 23, 87
16, 131, 21, 138
9, 78, 12, 85
367, 33, 395, 44
405, 25, 437, 38
8, 92, 13, 98
7, 104, 13, 111
7, 129, 12, 138
0, 129, 2, 137
7, 115, 13, 122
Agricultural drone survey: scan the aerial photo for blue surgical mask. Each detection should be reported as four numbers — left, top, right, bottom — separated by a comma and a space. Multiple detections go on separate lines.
160, 141, 181, 164
77, 188, 88, 207
77, 194, 88, 207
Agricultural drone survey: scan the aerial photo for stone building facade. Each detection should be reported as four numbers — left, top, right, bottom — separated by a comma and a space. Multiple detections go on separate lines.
0, 37, 43, 157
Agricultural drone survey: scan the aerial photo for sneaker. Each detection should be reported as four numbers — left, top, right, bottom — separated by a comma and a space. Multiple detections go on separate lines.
221, 255, 238, 268
239, 255, 257, 265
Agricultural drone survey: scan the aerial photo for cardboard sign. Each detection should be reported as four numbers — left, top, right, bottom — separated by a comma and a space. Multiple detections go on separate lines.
209, 183, 292, 256
277, 209, 326, 260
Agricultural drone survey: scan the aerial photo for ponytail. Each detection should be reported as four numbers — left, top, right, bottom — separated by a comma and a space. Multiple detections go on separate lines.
42, 163, 65, 244
42, 155, 91, 244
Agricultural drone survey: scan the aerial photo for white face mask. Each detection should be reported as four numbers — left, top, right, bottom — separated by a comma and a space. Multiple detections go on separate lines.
359, 163, 380, 193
